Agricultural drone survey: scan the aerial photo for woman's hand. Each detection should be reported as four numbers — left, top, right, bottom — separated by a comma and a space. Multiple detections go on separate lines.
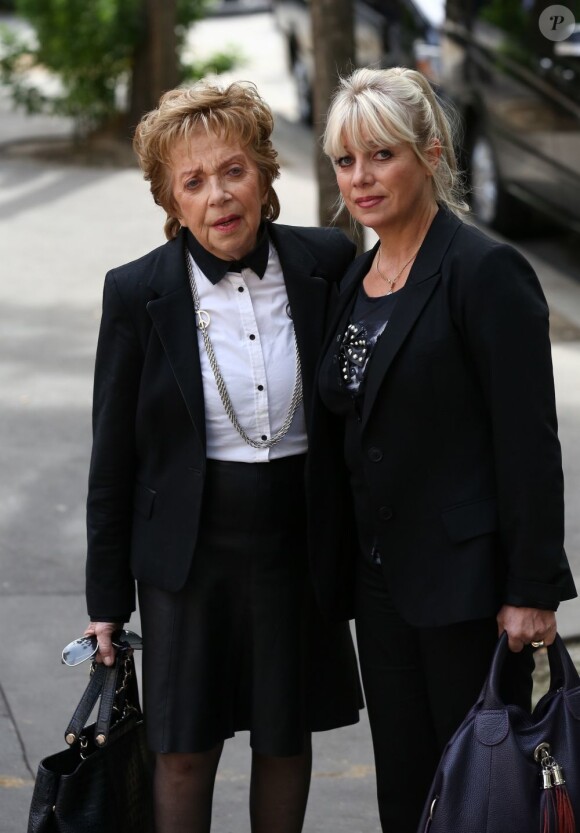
496, 604, 557, 652
83, 621, 123, 666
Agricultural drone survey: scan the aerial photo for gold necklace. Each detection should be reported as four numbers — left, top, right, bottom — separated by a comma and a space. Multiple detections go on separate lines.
375, 245, 419, 294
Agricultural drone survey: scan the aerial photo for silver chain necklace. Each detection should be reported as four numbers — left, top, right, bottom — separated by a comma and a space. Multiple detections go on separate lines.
185, 253, 303, 450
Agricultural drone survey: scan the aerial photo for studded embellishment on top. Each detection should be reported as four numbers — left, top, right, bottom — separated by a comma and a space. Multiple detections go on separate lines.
339, 322, 369, 383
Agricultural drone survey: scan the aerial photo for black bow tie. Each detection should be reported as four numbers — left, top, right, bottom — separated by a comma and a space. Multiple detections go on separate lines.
186, 226, 270, 284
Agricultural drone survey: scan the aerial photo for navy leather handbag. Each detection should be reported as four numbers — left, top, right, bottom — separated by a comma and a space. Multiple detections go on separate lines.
419, 633, 580, 833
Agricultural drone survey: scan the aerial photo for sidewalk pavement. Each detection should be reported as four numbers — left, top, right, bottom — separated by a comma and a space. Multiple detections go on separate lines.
1, 12, 579, 831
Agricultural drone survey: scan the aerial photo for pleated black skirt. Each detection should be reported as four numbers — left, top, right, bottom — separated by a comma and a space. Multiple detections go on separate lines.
138, 455, 362, 756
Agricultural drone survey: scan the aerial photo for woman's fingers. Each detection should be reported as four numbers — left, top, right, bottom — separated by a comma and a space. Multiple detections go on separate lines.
496, 605, 557, 652
83, 621, 121, 666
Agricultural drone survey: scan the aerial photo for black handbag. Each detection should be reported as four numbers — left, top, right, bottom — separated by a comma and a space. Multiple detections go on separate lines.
419, 632, 580, 833
27, 650, 154, 833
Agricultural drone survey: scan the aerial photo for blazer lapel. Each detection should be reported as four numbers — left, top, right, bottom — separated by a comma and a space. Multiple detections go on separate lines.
321, 248, 376, 359
360, 272, 440, 429
360, 208, 463, 430
269, 225, 331, 419
145, 232, 206, 449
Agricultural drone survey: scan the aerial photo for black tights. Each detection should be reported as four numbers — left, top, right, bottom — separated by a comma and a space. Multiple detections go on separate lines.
153, 735, 312, 833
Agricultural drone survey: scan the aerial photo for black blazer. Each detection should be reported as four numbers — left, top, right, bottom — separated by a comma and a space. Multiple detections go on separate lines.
312, 207, 576, 627
85, 223, 356, 620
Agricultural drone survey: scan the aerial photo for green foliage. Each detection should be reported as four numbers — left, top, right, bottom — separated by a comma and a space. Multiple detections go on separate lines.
479, 0, 527, 36
183, 48, 242, 81
0, 0, 234, 133
0, 24, 52, 114
3, 0, 144, 128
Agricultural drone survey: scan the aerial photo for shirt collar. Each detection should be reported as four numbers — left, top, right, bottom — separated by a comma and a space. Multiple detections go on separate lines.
186, 224, 270, 285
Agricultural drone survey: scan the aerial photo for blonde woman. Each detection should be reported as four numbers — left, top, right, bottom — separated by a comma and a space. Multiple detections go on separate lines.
313, 67, 576, 832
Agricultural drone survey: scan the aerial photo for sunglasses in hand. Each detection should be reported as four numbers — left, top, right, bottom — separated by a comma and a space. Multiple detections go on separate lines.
61, 629, 143, 667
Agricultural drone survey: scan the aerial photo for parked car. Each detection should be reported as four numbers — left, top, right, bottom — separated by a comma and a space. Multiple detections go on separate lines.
271, 0, 443, 123
440, 0, 580, 235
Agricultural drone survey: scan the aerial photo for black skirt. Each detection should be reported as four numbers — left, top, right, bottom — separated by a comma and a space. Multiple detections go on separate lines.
138, 455, 362, 756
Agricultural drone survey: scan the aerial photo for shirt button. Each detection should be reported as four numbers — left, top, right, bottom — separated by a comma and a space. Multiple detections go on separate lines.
368, 447, 383, 462
261, 435, 267, 441
257, 385, 264, 391
249, 334, 256, 340
378, 506, 393, 521
238, 286, 244, 293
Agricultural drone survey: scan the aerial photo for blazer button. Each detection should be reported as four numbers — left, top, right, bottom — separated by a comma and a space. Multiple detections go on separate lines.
378, 506, 393, 521
368, 447, 383, 462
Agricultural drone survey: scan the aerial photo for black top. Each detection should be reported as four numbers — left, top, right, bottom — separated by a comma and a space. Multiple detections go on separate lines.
320, 283, 402, 565
321, 283, 401, 418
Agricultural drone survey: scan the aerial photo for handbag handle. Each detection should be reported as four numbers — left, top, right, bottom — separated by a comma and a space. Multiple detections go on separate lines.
482, 632, 580, 710
64, 662, 109, 745
94, 658, 123, 747
64, 649, 139, 748
547, 636, 580, 693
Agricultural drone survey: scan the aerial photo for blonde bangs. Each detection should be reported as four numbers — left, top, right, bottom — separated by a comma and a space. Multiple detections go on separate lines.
324, 85, 414, 160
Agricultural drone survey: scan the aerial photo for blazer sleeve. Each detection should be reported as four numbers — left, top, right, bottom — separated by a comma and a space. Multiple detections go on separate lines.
450, 241, 576, 609
85, 271, 143, 620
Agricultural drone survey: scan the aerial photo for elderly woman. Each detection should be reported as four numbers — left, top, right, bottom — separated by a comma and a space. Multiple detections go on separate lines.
312, 67, 577, 832
82, 80, 362, 833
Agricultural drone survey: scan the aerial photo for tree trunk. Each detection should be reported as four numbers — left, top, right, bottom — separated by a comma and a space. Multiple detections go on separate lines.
129, 0, 180, 132
311, 0, 364, 251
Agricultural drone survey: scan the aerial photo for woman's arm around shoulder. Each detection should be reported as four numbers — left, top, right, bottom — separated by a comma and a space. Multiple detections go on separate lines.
281, 224, 357, 283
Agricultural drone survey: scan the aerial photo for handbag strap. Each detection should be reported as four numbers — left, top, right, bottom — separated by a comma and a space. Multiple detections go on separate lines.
483, 632, 580, 710
93, 660, 123, 747
547, 635, 580, 692
63, 649, 140, 747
